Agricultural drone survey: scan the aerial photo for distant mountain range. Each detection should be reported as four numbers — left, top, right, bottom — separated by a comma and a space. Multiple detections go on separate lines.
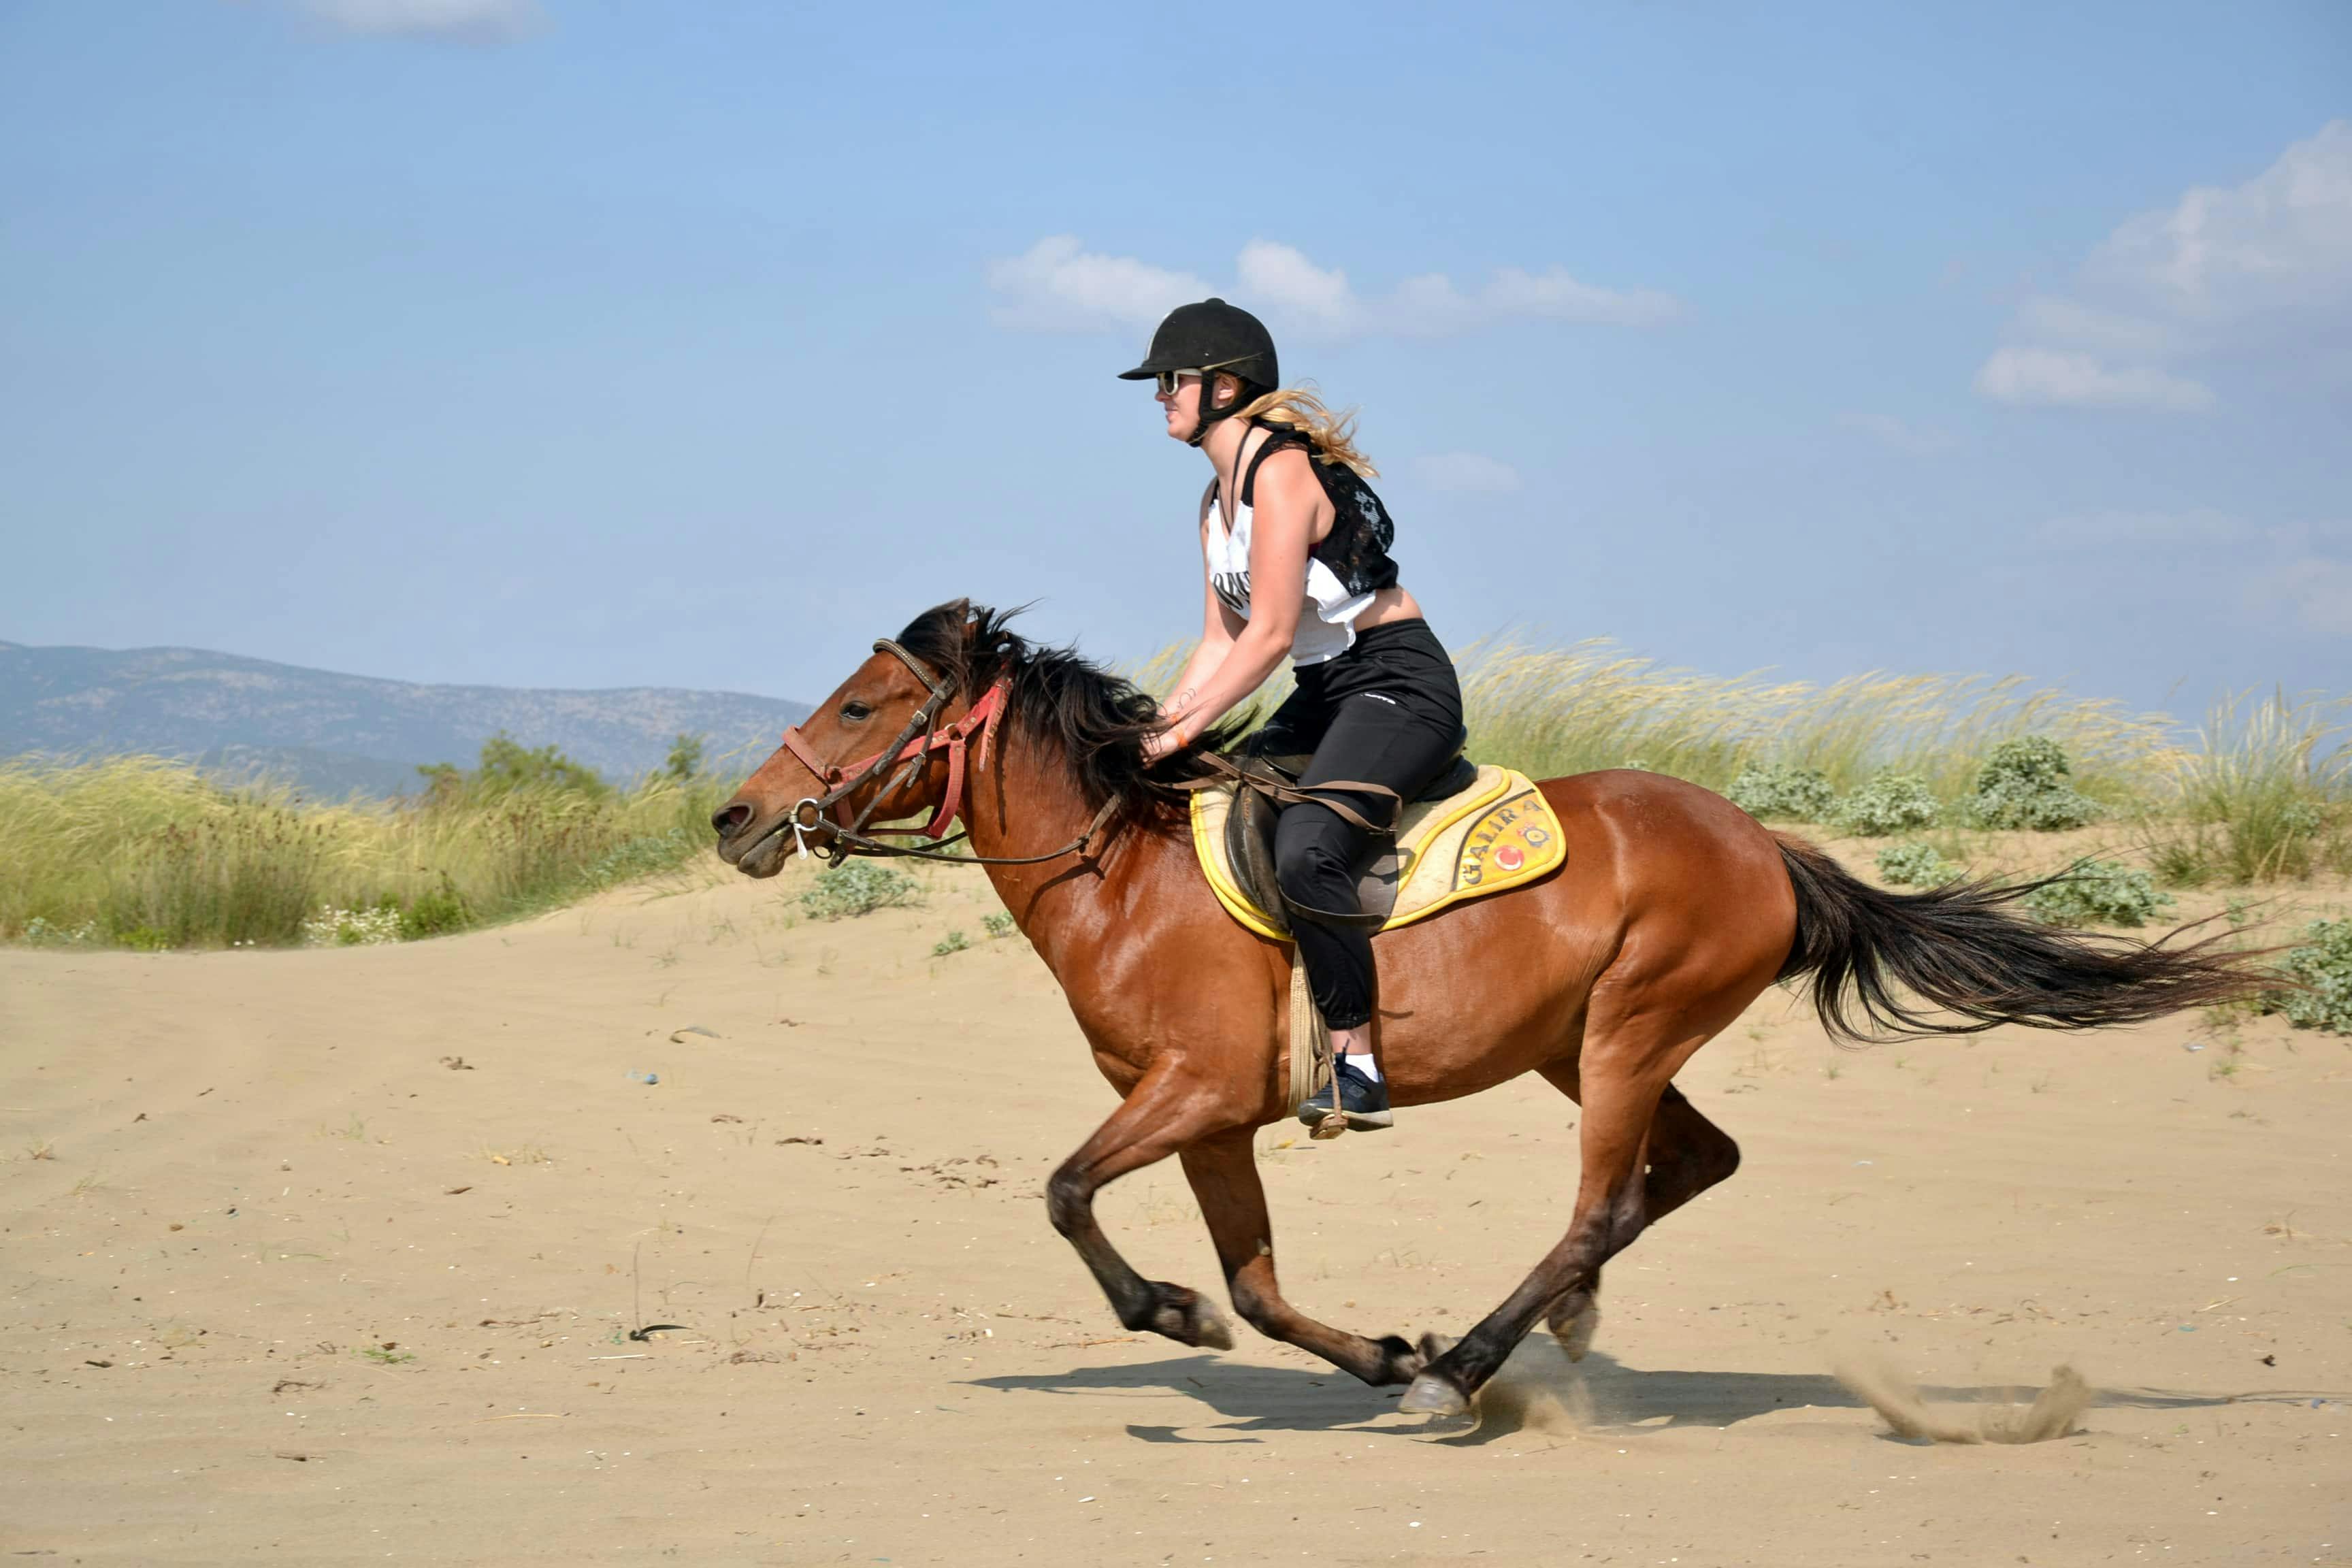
0, 640, 811, 798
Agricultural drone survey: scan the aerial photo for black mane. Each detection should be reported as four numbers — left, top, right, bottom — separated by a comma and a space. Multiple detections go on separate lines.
892, 599, 1236, 829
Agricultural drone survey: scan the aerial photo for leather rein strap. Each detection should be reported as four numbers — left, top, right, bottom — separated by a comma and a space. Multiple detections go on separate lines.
1174, 752, 1403, 838
775, 639, 1121, 868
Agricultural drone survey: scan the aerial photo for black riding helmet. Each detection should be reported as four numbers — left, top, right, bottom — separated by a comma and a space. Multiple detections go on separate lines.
1118, 297, 1279, 447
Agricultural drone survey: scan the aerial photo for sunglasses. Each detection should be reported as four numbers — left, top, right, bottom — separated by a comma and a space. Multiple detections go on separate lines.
1153, 369, 1206, 397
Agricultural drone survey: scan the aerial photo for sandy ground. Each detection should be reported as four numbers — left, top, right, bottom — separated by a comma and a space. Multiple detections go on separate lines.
3, 847, 2350, 1567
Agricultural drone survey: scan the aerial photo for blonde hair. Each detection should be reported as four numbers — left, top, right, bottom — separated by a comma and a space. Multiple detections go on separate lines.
1228, 384, 1377, 479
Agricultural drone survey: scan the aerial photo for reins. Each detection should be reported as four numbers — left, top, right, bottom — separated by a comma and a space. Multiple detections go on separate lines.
774, 639, 1123, 868
1173, 753, 1403, 838
772, 644, 1402, 876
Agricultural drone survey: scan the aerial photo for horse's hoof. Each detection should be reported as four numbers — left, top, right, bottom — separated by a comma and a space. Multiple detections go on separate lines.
1398, 1371, 1470, 1418
1149, 1289, 1232, 1350
1554, 1303, 1601, 1363
1372, 1334, 1422, 1385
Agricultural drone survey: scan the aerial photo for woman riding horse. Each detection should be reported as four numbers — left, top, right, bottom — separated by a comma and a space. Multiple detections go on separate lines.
1124, 297, 1462, 1133
712, 596, 2265, 1418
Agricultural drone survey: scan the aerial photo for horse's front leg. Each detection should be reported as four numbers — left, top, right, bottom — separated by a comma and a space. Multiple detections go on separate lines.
1179, 1126, 1424, 1386
1045, 1062, 1247, 1350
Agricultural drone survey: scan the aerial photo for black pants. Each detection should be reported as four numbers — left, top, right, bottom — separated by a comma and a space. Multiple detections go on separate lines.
1256, 619, 1465, 1032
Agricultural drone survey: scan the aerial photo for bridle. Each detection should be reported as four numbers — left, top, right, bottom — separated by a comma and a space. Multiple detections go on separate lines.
769, 638, 1122, 868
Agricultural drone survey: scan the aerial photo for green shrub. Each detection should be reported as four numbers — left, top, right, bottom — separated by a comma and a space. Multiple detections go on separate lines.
1970, 736, 2100, 831
2268, 918, 2352, 1033
799, 861, 920, 921
1833, 772, 1940, 836
1876, 841, 1961, 887
982, 911, 1017, 939
1727, 764, 1835, 821
2023, 860, 2175, 928
398, 877, 472, 940
663, 732, 706, 782
931, 929, 973, 957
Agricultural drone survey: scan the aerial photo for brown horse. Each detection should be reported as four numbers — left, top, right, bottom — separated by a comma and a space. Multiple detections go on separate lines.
712, 601, 2264, 1417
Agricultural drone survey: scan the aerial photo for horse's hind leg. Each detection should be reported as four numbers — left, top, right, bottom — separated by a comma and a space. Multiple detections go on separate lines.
1178, 1128, 1424, 1386
1533, 1068, 1742, 1360
1400, 978, 1748, 1417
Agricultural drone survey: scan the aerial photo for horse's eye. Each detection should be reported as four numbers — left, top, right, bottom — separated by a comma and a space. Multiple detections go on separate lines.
840, 700, 873, 722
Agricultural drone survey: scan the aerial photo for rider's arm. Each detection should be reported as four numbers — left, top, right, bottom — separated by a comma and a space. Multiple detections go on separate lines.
1160, 487, 1243, 729
1154, 449, 1316, 740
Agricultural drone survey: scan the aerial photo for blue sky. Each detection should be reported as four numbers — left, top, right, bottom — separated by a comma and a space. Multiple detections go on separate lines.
2, 1, 2345, 721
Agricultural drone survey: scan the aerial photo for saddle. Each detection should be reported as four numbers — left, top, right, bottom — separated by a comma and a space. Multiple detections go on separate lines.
1190, 740, 1567, 941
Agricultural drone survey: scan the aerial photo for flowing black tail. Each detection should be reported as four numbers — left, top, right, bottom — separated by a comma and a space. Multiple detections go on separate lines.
1774, 834, 2274, 1043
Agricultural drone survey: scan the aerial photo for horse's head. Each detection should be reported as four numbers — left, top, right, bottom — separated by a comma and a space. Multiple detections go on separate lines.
711, 625, 989, 879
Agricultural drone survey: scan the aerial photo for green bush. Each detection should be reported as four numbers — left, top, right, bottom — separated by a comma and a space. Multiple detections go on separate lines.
1727, 764, 1835, 821
2023, 860, 2175, 928
417, 734, 608, 804
663, 732, 706, 782
1833, 772, 1940, 836
982, 911, 1017, 939
931, 929, 973, 957
799, 861, 921, 921
398, 877, 472, 940
1876, 841, 1961, 887
2269, 918, 2352, 1033
1970, 736, 2100, 831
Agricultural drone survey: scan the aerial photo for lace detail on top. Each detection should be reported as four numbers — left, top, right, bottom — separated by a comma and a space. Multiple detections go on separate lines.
1203, 427, 1403, 667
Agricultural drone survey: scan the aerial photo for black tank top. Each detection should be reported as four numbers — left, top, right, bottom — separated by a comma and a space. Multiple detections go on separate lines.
1224, 423, 1403, 602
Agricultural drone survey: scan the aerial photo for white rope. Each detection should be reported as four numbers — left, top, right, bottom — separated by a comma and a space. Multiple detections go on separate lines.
1287, 946, 1340, 1135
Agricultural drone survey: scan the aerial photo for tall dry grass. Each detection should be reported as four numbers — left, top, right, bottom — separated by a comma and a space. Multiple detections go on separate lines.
1456, 640, 2185, 804
5, 644, 2345, 952
0, 755, 728, 948
1134, 636, 2344, 884
2141, 691, 2352, 885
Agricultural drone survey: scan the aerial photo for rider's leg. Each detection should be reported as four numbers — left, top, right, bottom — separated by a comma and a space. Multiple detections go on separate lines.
1277, 691, 1463, 1126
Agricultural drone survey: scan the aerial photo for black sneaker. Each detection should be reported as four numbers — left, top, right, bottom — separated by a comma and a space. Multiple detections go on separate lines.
1298, 1057, 1393, 1132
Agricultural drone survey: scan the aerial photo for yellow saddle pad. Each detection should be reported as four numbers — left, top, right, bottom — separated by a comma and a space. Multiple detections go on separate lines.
1189, 764, 1567, 941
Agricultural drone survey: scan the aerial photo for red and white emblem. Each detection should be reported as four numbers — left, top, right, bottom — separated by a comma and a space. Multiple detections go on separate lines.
1494, 844, 1525, 872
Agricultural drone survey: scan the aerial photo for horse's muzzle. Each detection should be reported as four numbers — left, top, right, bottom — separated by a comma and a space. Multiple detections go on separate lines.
712, 798, 795, 878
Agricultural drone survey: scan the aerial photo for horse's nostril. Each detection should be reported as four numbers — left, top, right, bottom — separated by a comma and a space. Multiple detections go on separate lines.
711, 802, 753, 838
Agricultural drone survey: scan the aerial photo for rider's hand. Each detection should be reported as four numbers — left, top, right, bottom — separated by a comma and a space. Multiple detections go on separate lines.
1141, 722, 1187, 764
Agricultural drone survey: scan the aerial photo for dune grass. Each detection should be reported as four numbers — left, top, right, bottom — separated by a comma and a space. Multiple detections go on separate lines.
1456, 639, 2185, 806
2138, 690, 2352, 885
3, 642, 2346, 952
0, 753, 728, 949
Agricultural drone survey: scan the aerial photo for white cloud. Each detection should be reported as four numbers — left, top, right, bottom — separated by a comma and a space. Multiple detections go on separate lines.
2091, 119, 2352, 325
984, 237, 1211, 333
1412, 452, 1523, 494
1237, 241, 1355, 332
1839, 412, 1957, 454
987, 237, 1678, 341
1976, 120, 2352, 411
295, 0, 543, 39
1480, 265, 1680, 327
1974, 347, 2215, 411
